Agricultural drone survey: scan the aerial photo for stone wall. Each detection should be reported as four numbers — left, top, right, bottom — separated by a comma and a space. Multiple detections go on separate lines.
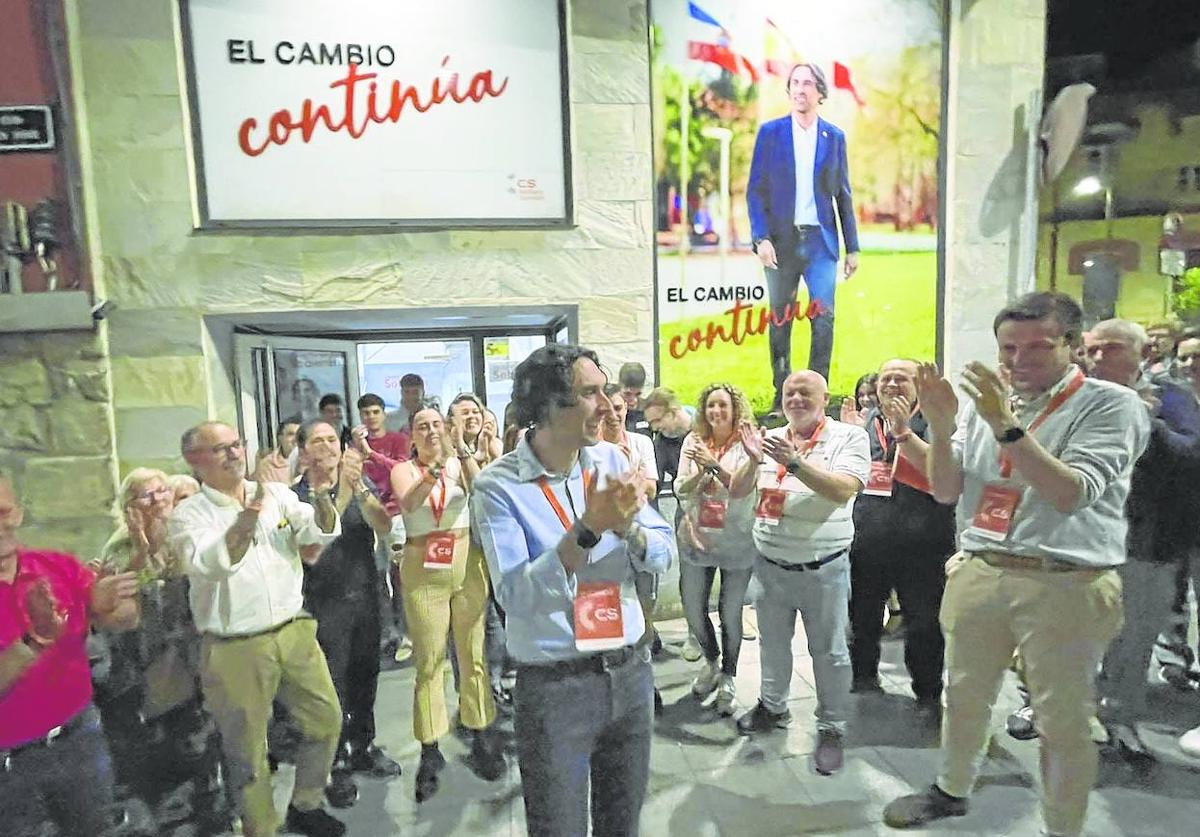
942, 0, 1047, 371
64, 0, 657, 485
2, 0, 1054, 556
0, 329, 118, 558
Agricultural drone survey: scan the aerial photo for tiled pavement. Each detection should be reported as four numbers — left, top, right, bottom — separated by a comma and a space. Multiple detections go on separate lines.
262, 613, 1200, 836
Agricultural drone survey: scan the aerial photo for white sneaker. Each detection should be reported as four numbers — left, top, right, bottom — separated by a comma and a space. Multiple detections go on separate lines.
715, 674, 737, 716
692, 659, 721, 697
681, 634, 703, 662
1089, 715, 1110, 745
394, 636, 413, 663
1179, 724, 1200, 758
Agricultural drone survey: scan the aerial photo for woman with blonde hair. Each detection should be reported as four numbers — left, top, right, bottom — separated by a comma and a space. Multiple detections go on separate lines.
674, 383, 762, 716
390, 407, 501, 801
93, 468, 231, 834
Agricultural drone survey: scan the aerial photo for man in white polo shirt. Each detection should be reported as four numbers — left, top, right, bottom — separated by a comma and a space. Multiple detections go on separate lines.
733, 370, 869, 776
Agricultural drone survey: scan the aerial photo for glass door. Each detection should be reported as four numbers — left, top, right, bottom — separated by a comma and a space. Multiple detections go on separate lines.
356, 339, 475, 419
234, 334, 361, 465
482, 334, 547, 423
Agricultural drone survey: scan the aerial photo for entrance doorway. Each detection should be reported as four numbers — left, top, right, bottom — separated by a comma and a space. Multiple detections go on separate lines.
224, 306, 573, 462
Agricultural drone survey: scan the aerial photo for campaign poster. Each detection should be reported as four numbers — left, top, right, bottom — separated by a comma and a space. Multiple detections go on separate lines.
273, 349, 349, 425
651, 0, 943, 412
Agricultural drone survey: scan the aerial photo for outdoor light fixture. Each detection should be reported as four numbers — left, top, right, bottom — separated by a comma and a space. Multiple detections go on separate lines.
1073, 175, 1103, 196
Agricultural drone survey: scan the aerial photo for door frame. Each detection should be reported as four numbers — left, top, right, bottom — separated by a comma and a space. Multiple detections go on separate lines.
233, 333, 362, 464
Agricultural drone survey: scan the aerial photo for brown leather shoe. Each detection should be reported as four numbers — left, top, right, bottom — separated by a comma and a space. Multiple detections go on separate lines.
813, 728, 844, 775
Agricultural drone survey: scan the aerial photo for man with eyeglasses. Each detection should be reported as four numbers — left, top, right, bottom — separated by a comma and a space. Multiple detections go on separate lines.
168, 422, 347, 837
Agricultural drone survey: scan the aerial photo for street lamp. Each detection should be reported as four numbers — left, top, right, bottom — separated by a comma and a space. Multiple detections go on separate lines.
1073, 175, 1102, 196
701, 125, 732, 286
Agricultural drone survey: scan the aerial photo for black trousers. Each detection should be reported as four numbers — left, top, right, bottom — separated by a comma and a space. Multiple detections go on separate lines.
313, 594, 382, 752
849, 538, 949, 701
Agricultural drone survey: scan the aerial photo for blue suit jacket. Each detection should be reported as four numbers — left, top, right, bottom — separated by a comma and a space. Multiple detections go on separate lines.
747, 115, 859, 259
1126, 379, 1200, 562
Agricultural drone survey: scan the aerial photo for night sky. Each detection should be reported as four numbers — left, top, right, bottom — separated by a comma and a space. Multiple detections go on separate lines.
1047, 0, 1199, 80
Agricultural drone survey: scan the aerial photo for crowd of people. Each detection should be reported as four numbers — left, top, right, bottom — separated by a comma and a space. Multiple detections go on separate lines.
3, 291, 1200, 837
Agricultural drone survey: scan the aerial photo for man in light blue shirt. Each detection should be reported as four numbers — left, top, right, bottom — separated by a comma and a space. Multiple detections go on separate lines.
473, 344, 674, 837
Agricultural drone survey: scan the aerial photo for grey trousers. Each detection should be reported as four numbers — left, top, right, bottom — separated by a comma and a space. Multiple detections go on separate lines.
1100, 559, 1177, 723
754, 553, 853, 732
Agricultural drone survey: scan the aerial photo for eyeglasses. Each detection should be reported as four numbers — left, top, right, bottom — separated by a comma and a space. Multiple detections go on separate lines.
135, 486, 173, 505
194, 439, 245, 457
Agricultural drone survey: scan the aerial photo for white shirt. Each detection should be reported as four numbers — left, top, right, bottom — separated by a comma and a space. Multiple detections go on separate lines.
752, 420, 870, 563
951, 369, 1150, 567
792, 116, 819, 226
674, 432, 757, 569
168, 480, 341, 636
384, 406, 413, 434
622, 431, 659, 486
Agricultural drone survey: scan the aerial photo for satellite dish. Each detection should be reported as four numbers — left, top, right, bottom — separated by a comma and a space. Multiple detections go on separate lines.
1040, 82, 1097, 186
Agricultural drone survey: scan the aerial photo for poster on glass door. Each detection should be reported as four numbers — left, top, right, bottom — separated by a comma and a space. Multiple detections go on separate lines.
651, 0, 943, 413
274, 349, 349, 425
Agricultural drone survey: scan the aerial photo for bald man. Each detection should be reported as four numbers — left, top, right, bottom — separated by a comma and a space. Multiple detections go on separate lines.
732, 370, 870, 775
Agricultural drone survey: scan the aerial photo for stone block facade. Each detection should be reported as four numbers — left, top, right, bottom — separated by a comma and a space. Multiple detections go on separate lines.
0, 0, 1049, 558
0, 330, 118, 559
62, 0, 657, 487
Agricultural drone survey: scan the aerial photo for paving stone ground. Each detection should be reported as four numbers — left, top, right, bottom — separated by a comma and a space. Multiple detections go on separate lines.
256, 613, 1200, 836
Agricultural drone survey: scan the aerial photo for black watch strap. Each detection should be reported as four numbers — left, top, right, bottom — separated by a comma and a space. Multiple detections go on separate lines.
995, 426, 1026, 445
574, 520, 601, 549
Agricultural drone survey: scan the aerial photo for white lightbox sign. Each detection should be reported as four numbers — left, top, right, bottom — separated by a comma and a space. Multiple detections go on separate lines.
178, 0, 571, 227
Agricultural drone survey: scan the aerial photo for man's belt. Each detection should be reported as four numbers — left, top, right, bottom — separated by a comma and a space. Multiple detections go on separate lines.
516, 645, 641, 678
969, 550, 1103, 574
795, 224, 821, 232
205, 614, 308, 642
1, 704, 93, 770
761, 549, 847, 573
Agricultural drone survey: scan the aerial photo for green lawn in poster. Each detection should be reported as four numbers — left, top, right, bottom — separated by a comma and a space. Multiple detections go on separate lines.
659, 250, 937, 413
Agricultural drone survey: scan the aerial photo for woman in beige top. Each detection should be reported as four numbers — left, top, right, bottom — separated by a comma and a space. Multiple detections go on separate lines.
390, 407, 500, 802
674, 383, 761, 717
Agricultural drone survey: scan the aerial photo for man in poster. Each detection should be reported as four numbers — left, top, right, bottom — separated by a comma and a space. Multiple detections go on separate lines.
748, 62, 860, 410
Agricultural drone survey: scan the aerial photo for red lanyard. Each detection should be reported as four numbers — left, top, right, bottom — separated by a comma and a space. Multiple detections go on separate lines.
700, 434, 736, 494
873, 418, 890, 454
419, 463, 449, 527
998, 369, 1085, 478
776, 418, 826, 482
706, 433, 736, 462
537, 469, 595, 530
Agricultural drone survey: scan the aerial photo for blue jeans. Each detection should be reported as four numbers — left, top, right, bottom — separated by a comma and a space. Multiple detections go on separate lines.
514, 649, 653, 837
764, 227, 839, 397
679, 561, 753, 676
755, 553, 853, 732
0, 704, 117, 837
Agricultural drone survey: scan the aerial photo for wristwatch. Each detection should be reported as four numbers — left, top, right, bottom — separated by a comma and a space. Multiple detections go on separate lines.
573, 519, 601, 549
785, 457, 802, 476
22, 633, 50, 653
995, 426, 1026, 445
705, 463, 721, 477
